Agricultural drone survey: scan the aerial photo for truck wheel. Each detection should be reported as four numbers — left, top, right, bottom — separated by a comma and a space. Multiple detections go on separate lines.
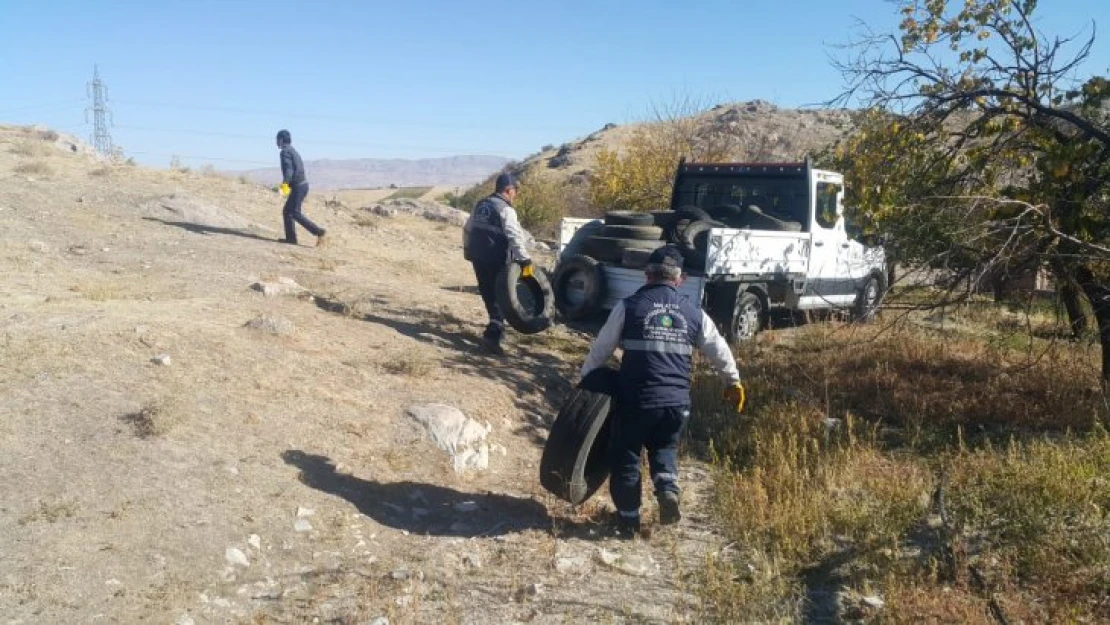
495, 263, 555, 335
729, 291, 764, 342
539, 367, 619, 504
552, 254, 606, 320
604, 211, 654, 226
852, 275, 883, 323
601, 225, 664, 240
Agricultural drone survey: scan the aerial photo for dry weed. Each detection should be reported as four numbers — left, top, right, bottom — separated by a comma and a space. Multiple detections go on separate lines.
89, 165, 114, 177
18, 499, 79, 525
14, 160, 53, 177
381, 353, 434, 377
122, 395, 186, 438
9, 139, 49, 158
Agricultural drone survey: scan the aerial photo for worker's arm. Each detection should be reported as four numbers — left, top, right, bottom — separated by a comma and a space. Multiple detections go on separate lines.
580, 302, 625, 378
498, 204, 531, 263
695, 311, 741, 384
280, 149, 295, 185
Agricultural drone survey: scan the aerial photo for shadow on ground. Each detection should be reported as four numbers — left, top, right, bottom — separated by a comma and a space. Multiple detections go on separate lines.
142, 217, 275, 242
312, 295, 579, 436
282, 450, 550, 537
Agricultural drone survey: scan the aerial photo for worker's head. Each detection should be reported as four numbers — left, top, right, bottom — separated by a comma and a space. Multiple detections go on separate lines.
275, 129, 292, 148
645, 245, 685, 286
494, 173, 519, 202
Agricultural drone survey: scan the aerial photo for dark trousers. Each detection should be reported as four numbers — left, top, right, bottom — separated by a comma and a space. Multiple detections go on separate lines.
283, 182, 323, 243
609, 404, 689, 515
471, 262, 504, 338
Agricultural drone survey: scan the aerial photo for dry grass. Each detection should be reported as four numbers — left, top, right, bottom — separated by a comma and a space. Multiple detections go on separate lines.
89, 165, 114, 177
14, 160, 53, 177
381, 353, 435, 377
18, 499, 79, 525
122, 394, 187, 438
697, 314, 1110, 621
9, 139, 50, 158
353, 214, 381, 229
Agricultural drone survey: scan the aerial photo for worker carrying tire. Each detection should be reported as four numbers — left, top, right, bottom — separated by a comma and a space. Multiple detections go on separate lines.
579, 244, 745, 537
462, 173, 535, 355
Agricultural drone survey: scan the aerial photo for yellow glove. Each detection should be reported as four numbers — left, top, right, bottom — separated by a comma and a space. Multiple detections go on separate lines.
521, 264, 534, 279
279, 183, 291, 196
723, 382, 746, 413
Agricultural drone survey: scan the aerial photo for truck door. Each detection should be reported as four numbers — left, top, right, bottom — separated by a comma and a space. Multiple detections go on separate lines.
800, 174, 856, 308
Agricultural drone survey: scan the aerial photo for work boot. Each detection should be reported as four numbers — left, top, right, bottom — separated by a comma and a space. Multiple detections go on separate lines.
482, 323, 505, 356
316, 230, 328, 248
657, 491, 681, 526
613, 512, 641, 540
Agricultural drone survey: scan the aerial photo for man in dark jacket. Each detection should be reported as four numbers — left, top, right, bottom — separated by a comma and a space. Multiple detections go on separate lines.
580, 245, 745, 536
276, 129, 327, 246
462, 173, 533, 355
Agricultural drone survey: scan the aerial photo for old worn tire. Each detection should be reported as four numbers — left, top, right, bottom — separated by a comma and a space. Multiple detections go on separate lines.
852, 274, 884, 323
604, 211, 655, 226
728, 291, 764, 343
600, 224, 664, 240
553, 254, 606, 320
675, 205, 713, 222
621, 248, 654, 269
560, 220, 604, 259
539, 367, 619, 504
677, 220, 716, 269
582, 236, 666, 264
650, 211, 681, 230
495, 264, 554, 335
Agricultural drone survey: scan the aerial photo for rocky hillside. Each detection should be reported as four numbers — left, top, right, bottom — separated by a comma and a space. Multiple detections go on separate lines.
514, 100, 857, 188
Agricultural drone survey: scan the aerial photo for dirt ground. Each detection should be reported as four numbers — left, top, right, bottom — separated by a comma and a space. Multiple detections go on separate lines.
0, 127, 729, 624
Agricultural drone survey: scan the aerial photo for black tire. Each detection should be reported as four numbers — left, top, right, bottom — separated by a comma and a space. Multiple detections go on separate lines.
604, 211, 654, 226
852, 274, 884, 322
620, 248, 653, 269
675, 205, 713, 222
728, 290, 764, 343
600, 224, 664, 240
552, 254, 606, 320
677, 220, 716, 269
560, 220, 604, 259
581, 236, 666, 264
495, 263, 555, 335
539, 367, 619, 504
650, 211, 681, 230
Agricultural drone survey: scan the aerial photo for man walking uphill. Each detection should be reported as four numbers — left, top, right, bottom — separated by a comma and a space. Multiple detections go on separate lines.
580, 245, 746, 537
275, 129, 327, 247
462, 173, 534, 356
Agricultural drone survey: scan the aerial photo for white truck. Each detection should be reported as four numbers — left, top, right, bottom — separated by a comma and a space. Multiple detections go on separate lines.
550, 158, 886, 342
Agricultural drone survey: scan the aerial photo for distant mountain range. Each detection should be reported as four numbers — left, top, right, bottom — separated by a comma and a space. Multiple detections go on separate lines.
235, 155, 512, 190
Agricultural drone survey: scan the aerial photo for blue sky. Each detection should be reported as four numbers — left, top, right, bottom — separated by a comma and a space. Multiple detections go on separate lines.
1, 0, 1106, 169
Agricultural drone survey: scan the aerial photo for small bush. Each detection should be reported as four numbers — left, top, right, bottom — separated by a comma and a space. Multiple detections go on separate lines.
382, 355, 434, 377
9, 140, 49, 158
123, 396, 185, 438
89, 165, 113, 176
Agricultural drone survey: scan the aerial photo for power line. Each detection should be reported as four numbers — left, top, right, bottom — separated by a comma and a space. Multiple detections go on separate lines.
85, 66, 114, 156
113, 98, 584, 134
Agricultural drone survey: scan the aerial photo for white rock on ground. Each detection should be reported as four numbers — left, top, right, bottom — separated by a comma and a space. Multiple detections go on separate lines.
597, 548, 656, 577
151, 353, 171, 366
245, 314, 296, 336
225, 547, 249, 567
250, 277, 305, 298
293, 519, 313, 533
405, 404, 492, 472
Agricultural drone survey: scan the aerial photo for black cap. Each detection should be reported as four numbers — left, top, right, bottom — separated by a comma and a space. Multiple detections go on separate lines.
648, 245, 684, 268
495, 173, 518, 192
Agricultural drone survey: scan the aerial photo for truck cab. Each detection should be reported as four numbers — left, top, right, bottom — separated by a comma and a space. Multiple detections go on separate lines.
553, 158, 886, 343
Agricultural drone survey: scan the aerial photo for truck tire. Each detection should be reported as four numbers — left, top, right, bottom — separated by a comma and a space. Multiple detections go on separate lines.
676, 220, 716, 269
600, 225, 664, 240
852, 274, 884, 322
495, 263, 555, 335
552, 254, 606, 320
650, 211, 681, 230
560, 220, 604, 259
581, 236, 666, 264
539, 367, 619, 505
675, 205, 713, 222
621, 248, 653, 269
604, 211, 654, 226
728, 291, 764, 342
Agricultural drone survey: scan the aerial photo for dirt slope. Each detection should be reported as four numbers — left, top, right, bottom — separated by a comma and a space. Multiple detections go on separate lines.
0, 125, 728, 624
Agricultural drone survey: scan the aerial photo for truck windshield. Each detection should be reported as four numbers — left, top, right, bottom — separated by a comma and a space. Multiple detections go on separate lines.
673, 175, 809, 230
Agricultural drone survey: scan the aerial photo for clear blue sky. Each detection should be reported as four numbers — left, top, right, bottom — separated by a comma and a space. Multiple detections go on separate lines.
1, 0, 1106, 169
